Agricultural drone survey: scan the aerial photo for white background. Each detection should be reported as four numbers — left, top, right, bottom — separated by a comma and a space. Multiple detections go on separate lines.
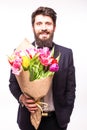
0, 0, 87, 130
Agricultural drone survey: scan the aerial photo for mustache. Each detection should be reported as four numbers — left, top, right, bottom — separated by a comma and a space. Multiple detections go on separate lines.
39, 30, 50, 34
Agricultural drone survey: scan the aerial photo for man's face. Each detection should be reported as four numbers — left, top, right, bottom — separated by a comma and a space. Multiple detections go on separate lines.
32, 14, 56, 47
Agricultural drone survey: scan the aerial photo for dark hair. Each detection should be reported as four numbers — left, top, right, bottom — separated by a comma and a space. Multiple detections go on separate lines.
31, 6, 57, 26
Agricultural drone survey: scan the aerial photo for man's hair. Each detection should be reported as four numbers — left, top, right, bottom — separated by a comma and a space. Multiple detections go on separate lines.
31, 6, 57, 26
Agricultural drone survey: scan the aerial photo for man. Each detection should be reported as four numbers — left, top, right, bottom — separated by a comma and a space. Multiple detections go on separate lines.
9, 6, 76, 130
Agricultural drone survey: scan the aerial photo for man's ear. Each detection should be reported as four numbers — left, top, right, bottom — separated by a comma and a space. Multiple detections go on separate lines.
54, 25, 56, 32
32, 26, 34, 32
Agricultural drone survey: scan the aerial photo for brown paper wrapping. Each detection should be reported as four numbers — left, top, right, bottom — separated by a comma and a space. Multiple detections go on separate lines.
16, 71, 53, 129
15, 38, 34, 52
16, 70, 53, 100
15, 38, 53, 129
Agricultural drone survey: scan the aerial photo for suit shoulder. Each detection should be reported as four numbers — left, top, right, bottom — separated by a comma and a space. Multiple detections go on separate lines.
54, 43, 73, 53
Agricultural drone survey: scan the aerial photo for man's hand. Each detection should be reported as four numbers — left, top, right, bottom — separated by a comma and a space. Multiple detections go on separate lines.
19, 94, 38, 113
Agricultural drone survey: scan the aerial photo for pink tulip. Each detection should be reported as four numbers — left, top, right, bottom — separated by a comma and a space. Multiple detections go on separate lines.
39, 47, 52, 66
49, 63, 59, 72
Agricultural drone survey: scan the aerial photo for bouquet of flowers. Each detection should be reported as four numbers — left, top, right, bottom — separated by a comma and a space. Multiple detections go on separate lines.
8, 39, 60, 129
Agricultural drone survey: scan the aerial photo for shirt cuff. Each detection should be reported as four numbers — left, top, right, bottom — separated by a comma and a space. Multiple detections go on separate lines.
19, 94, 24, 107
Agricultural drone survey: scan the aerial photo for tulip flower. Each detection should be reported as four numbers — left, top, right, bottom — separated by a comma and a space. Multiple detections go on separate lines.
8, 47, 60, 81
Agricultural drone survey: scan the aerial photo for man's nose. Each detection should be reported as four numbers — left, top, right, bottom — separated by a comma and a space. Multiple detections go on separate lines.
41, 24, 47, 30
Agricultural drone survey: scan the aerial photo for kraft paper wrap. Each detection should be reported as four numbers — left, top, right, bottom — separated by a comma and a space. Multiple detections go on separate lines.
15, 38, 53, 129
15, 38, 34, 52
16, 70, 53, 129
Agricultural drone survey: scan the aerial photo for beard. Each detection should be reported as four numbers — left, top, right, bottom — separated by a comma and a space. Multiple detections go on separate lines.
33, 30, 54, 48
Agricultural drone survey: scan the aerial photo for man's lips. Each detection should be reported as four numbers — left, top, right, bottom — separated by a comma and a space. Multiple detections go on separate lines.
40, 33, 48, 36
39, 31, 49, 35
39, 32, 49, 36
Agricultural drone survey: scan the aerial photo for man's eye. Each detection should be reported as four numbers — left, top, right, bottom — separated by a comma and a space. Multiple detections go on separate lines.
46, 22, 52, 25
36, 22, 42, 25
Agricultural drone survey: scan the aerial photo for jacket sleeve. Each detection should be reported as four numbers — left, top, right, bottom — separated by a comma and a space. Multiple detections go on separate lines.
9, 70, 22, 102
53, 47, 76, 127
65, 49, 76, 106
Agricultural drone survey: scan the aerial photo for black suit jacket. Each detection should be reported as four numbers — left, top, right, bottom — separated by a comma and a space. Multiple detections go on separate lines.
9, 42, 76, 129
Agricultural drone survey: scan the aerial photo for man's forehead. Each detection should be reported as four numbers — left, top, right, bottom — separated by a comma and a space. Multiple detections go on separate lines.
35, 15, 53, 22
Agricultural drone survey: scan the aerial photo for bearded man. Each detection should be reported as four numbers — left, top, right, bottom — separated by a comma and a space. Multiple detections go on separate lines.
9, 6, 76, 130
